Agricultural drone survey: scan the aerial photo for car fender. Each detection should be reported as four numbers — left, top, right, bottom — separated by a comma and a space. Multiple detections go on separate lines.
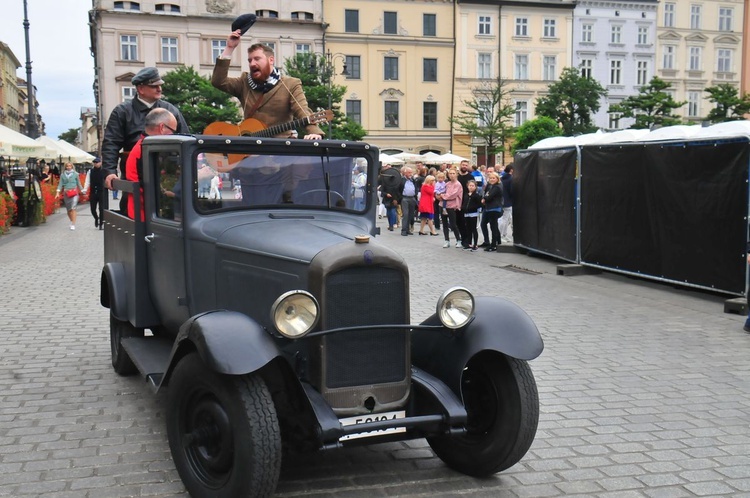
165, 310, 282, 381
100, 263, 127, 320
411, 296, 544, 395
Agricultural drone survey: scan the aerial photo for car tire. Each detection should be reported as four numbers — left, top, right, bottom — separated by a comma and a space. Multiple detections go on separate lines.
109, 315, 139, 375
166, 353, 281, 498
427, 352, 539, 476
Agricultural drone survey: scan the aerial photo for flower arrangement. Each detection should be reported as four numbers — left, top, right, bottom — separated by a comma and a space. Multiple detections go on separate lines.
0, 191, 17, 234
41, 181, 59, 217
78, 172, 89, 203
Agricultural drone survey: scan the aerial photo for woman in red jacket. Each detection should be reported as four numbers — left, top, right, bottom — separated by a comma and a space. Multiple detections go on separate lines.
417, 175, 439, 236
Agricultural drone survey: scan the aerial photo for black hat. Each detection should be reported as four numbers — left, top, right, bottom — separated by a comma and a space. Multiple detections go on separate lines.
93, 157, 102, 163
232, 13, 257, 35
132, 67, 164, 86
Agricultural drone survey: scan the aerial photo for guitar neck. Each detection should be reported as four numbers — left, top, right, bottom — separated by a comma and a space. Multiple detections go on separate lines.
245, 116, 312, 138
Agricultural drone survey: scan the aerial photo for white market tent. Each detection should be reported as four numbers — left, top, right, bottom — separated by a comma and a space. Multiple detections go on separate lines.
35, 135, 75, 162
379, 153, 404, 165
435, 152, 468, 164
392, 152, 424, 163
420, 151, 442, 164
54, 138, 95, 163
0, 124, 47, 159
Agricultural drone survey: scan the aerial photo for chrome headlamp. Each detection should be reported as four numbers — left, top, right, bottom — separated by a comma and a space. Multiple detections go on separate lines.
436, 287, 475, 329
271, 290, 319, 338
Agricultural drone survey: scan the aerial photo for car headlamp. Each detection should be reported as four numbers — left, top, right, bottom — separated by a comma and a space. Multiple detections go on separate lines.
436, 287, 475, 329
271, 290, 319, 338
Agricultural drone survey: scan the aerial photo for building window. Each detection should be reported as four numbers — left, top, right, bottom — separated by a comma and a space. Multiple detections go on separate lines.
663, 45, 675, 69
637, 26, 649, 45
610, 60, 622, 85
122, 86, 136, 102
346, 100, 361, 124
161, 37, 178, 63
580, 59, 592, 79
477, 53, 492, 79
687, 91, 700, 117
543, 56, 556, 81
717, 49, 732, 72
114, 1, 140, 10
423, 58, 437, 82
345, 9, 359, 33
255, 10, 278, 18
477, 100, 492, 127
515, 17, 528, 37
346, 55, 361, 79
515, 101, 528, 127
384, 11, 398, 34
120, 35, 138, 61
423, 102, 437, 128
155, 3, 180, 13
663, 3, 675, 27
385, 101, 399, 127
295, 44, 311, 55
581, 24, 593, 43
212, 39, 226, 61
478, 15, 492, 35
688, 46, 702, 71
690, 4, 702, 29
384, 56, 398, 80
514, 54, 528, 80
291, 12, 314, 20
637, 60, 649, 85
719, 7, 733, 31
423, 14, 436, 36
608, 111, 622, 129
610, 25, 622, 44
263, 42, 276, 54
543, 18, 556, 38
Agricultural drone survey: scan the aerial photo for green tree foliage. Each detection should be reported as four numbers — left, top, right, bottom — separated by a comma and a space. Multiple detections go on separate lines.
512, 116, 561, 153
608, 76, 685, 129
58, 128, 79, 144
161, 65, 240, 134
704, 83, 750, 123
449, 76, 516, 162
535, 67, 607, 135
284, 53, 367, 141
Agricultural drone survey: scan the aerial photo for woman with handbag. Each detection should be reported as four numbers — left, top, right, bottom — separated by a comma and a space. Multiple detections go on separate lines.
55, 162, 84, 230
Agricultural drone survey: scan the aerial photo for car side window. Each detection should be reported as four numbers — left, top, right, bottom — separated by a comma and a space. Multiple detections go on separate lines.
153, 151, 182, 221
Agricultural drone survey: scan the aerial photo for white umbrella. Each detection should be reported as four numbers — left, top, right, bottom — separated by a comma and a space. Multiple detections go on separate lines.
421, 151, 442, 164
379, 153, 404, 165
36, 136, 74, 161
0, 124, 47, 159
392, 152, 424, 163
54, 139, 95, 163
435, 153, 468, 164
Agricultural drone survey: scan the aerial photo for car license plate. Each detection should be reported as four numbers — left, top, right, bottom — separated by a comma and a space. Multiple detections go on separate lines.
339, 410, 406, 441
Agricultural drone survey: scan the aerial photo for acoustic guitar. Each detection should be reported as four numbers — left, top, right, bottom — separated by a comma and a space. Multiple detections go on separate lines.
203, 109, 332, 137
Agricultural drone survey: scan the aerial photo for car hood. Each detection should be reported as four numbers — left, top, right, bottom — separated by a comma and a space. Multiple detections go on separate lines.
215, 217, 370, 263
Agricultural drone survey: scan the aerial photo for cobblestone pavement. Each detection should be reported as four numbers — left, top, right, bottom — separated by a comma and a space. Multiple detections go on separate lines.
1, 205, 749, 497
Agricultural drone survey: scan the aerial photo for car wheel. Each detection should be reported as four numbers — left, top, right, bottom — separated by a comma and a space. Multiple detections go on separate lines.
110, 315, 139, 375
166, 353, 281, 498
428, 352, 539, 476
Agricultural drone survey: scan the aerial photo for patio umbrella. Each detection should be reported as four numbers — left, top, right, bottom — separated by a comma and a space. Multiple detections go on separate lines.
435, 153, 468, 164
392, 152, 424, 163
0, 124, 47, 159
420, 151, 442, 164
379, 153, 404, 165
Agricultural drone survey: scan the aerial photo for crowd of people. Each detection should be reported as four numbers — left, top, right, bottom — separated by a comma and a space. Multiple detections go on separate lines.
378, 159, 514, 252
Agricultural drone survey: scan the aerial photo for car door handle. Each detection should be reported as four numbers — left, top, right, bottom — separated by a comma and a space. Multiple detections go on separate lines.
144, 233, 155, 243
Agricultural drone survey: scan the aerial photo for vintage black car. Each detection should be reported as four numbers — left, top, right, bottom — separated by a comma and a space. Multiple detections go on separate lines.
101, 134, 544, 497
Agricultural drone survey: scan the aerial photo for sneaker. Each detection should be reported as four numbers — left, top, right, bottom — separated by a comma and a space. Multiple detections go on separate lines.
455, 241, 461, 248
462, 246, 472, 251
484, 246, 497, 252
471, 245, 478, 251
70, 225, 76, 231
478, 242, 490, 248
442, 241, 450, 248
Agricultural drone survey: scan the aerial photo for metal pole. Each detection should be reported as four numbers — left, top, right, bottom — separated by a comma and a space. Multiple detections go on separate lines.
326, 50, 332, 137
22, 0, 38, 138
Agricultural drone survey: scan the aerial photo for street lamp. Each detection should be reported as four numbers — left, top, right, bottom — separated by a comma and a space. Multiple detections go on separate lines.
322, 49, 348, 137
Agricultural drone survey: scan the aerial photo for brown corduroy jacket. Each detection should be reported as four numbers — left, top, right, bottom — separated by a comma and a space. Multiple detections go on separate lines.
211, 58, 325, 137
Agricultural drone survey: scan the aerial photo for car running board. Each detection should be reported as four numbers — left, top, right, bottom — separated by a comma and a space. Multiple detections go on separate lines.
121, 336, 173, 391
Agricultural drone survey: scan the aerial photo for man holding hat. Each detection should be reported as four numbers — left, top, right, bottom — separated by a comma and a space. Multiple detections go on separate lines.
211, 14, 324, 140
83, 156, 107, 230
101, 66, 188, 211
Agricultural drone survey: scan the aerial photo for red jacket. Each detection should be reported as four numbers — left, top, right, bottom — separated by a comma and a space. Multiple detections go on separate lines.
125, 134, 145, 221
418, 183, 435, 214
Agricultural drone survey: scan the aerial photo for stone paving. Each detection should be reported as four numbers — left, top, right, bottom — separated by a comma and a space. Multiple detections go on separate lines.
0, 204, 749, 497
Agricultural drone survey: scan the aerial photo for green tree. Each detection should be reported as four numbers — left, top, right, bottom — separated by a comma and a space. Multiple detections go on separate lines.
58, 128, 79, 144
161, 65, 240, 134
449, 76, 516, 165
284, 53, 367, 141
535, 67, 607, 135
512, 116, 561, 153
608, 76, 685, 129
704, 83, 750, 123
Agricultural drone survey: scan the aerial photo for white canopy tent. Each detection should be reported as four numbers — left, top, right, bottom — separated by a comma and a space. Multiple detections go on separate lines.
0, 124, 47, 159
435, 153, 468, 164
54, 139, 95, 163
35, 136, 75, 162
379, 153, 404, 165
392, 152, 424, 163
420, 151, 442, 164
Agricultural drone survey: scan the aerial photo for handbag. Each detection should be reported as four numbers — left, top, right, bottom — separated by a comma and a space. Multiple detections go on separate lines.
65, 189, 78, 198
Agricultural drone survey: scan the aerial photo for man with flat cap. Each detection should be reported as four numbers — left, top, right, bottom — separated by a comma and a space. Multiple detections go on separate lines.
101, 66, 188, 211
211, 14, 324, 140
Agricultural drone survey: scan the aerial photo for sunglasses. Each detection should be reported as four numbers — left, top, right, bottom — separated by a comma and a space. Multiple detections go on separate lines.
163, 123, 178, 134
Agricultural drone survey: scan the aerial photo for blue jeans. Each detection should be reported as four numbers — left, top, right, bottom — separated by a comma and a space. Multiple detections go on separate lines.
386, 204, 398, 228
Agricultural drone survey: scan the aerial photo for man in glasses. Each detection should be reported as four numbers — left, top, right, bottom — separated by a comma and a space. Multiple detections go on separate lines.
124, 108, 178, 220
101, 66, 188, 212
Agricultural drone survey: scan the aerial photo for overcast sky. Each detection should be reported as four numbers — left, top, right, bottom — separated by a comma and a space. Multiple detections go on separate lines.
3, 0, 95, 140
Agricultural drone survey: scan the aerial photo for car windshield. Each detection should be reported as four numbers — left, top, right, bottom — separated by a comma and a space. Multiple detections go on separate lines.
192, 151, 370, 214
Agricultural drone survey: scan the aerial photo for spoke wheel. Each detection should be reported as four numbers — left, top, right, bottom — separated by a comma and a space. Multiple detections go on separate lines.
167, 353, 281, 498
109, 315, 139, 375
428, 352, 539, 476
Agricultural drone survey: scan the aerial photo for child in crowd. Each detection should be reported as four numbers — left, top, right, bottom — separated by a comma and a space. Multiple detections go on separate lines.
433, 171, 446, 230
417, 175, 439, 236
461, 180, 482, 250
